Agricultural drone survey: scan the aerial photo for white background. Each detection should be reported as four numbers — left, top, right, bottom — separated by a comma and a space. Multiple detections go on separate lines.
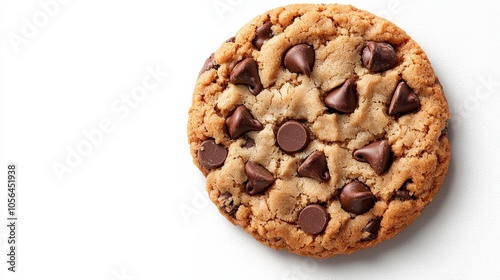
1, 0, 499, 279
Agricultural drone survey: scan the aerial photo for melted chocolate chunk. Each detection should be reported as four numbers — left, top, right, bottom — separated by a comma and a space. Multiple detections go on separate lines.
283, 44, 315, 76
299, 204, 329, 234
340, 180, 375, 215
298, 151, 330, 182
198, 53, 218, 76
242, 136, 255, 148
362, 218, 381, 241
392, 181, 416, 201
245, 162, 275, 195
225, 105, 263, 139
218, 192, 238, 215
198, 139, 227, 170
229, 58, 263, 95
324, 78, 358, 114
252, 22, 273, 50
276, 121, 311, 154
388, 81, 420, 115
353, 140, 393, 175
362, 41, 397, 72
440, 126, 448, 137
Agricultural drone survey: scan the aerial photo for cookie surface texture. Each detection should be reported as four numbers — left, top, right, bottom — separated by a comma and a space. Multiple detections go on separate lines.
187, 4, 450, 258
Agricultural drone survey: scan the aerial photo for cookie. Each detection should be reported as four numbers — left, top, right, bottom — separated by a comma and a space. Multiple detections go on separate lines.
187, 3, 450, 258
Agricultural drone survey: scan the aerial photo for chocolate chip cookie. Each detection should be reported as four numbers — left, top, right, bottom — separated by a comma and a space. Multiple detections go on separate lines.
187, 3, 450, 258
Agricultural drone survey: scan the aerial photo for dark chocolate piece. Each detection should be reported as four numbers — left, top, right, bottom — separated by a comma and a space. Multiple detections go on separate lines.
276, 121, 311, 154
324, 78, 358, 114
362, 41, 397, 72
245, 162, 275, 195
298, 151, 330, 182
299, 204, 329, 234
283, 44, 315, 76
242, 137, 255, 148
362, 219, 381, 241
230, 58, 263, 95
225, 105, 263, 139
339, 180, 375, 215
218, 192, 238, 215
252, 22, 273, 50
198, 53, 218, 76
198, 139, 227, 169
388, 81, 420, 115
353, 140, 392, 175
392, 181, 415, 201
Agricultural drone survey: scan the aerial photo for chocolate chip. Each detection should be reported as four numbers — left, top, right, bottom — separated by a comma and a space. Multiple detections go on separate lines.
388, 81, 420, 115
242, 136, 255, 148
440, 125, 448, 137
362, 41, 397, 72
245, 162, 275, 195
226, 37, 235, 43
362, 219, 381, 241
218, 192, 238, 215
252, 22, 273, 50
283, 44, 315, 76
198, 139, 228, 170
324, 78, 358, 114
225, 105, 263, 139
339, 180, 375, 215
393, 188, 412, 200
198, 53, 218, 76
298, 151, 330, 182
230, 58, 263, 95
353, 140, 392, 175
276, 121, 311, 154
299, 204, 329, 235
392, 181, 415, 201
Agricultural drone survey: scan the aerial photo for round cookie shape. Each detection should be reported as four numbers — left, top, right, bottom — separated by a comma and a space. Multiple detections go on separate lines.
188, 4, 450, 258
